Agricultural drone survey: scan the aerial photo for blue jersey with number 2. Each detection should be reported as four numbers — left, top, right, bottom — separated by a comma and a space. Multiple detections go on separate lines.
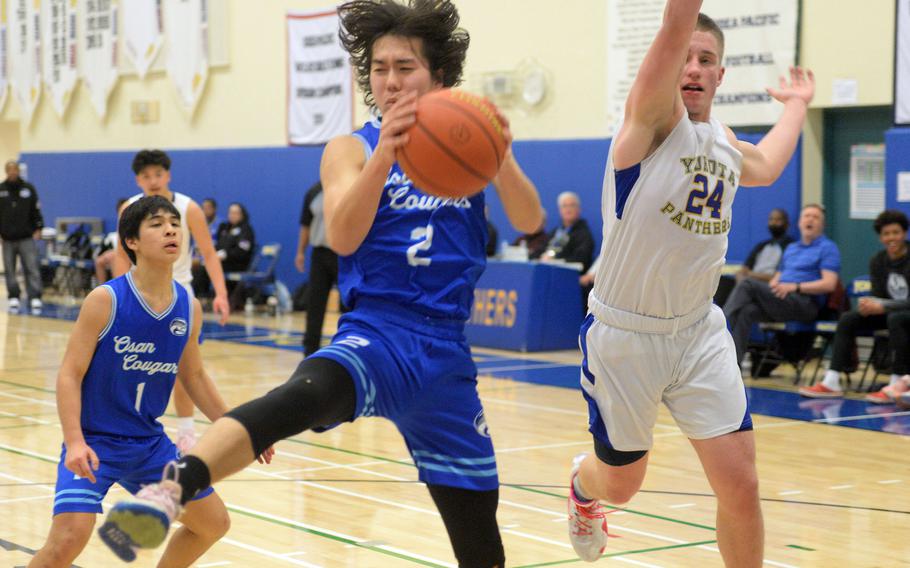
80, 273, 192, 438
341, 118, 489, 322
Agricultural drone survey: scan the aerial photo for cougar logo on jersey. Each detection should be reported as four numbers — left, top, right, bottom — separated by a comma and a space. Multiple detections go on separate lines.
169, 318, 188, 336
474, 410, 491, 438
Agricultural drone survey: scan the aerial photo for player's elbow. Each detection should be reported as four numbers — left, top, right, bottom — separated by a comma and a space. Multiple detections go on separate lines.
512, 207, 545, 235
326, 229, 358, 257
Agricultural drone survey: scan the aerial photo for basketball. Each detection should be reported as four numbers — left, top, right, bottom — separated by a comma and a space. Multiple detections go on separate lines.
397, 89, 508, 199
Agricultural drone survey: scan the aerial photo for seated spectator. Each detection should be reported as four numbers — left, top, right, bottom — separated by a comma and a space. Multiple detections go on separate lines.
194, 203, 255, 306
513, 213, 548, 259
94, 197, 129, 284
716, 209, 793, 306
800, 209, 910, 400
202, 197, 222, 242
540, 191, 595, 272
724, 203, 841, 367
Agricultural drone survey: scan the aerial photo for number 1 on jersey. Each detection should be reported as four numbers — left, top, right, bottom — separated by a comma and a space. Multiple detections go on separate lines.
407, 225, 434, 267
135, 382, 146, 413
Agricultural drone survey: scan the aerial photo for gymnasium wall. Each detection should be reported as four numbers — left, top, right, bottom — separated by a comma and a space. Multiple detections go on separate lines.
1, 0, 897, 288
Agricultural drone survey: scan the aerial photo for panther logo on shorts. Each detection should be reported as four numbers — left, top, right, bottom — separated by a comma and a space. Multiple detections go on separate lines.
169, 318, 188, 336
473, 410, 490, 438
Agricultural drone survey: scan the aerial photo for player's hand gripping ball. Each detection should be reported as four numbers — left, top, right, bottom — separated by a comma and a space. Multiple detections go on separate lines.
397, 89, 508, 199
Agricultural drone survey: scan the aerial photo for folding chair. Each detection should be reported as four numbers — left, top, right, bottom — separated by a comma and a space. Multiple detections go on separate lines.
225, 243, 282, 312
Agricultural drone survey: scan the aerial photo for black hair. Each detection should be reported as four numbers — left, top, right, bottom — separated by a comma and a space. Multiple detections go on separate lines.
770, 208, 790, 225
115, 197, 128, 212
338, 0, 469, 110
873, 209, 909, 234
228, 202, 250, 225
119, 196, 181, 265
696, 13, 725, 60
132, 149, 171, 175
203, 197, 217, 209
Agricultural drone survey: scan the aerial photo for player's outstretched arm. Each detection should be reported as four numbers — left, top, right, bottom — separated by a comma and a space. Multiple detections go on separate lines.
490, 108, 543, 234
737, 67, 815, 187
177, 300, 229, 422
323, 93, 418, 256
56, 287, 112, 483
187, 201, 230, 324
614, 0, 703, 168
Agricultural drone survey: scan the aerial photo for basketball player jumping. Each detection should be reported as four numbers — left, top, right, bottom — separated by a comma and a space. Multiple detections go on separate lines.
30, 197, 250, 567
102, 1, 542, 566
567, 2, 814, 566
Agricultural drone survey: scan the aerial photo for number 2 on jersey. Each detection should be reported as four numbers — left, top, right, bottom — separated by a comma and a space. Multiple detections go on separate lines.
407, 225, 434, 267
685, 174, 724, 219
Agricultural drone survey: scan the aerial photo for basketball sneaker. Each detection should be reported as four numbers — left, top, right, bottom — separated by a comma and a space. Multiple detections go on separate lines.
8, 298, 19, 313
30, 298, 42, 315
864, 389, 895, 404
567, 454, 607, 562
98, 462, 183, 561
798, 383, 843, 398
176, 429, 197, 456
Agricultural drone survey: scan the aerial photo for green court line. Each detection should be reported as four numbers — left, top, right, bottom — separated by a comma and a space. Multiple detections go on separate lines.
225, 505, 447, 567
787, 544, 816, 551
513, 539, 719, 567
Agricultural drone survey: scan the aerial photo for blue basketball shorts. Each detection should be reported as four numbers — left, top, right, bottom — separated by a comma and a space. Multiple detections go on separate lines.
310, 301, 498, 491
52, 433, 214, 515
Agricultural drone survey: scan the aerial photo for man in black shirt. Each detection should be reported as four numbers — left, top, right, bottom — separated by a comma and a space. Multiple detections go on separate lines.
801, 209, 910, 400
541, 191, 595, 272
0, 161, 44, 314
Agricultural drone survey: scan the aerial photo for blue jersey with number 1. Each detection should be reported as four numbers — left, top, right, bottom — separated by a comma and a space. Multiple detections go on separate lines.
342, 118, 489, 322
80, 273, 192, 438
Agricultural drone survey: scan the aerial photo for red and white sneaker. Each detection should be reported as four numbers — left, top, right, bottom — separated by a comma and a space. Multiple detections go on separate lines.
98, 462, 184, 561
865, 389, 896, 404
880, 380, 910, 400
567, 455, 607, 562
176, 429, 197, 456
798, 383, 843, 398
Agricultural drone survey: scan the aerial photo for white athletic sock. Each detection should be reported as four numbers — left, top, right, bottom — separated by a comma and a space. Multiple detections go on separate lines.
821, 369, 842, 390
573, 474, 594, 503
177, 417, 195, 432
890, 374, 902, 386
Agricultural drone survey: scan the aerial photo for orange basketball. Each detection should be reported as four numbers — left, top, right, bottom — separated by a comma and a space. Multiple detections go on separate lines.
397, 89, 508, 199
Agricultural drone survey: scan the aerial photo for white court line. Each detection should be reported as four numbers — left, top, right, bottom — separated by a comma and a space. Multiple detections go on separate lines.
502, 528, 571, 549
877, 479, 902, 484
219, 537, 321, 567
829, 485, 854, 490
482, 397, 588, 416
0, 494, 52, 504
814, 410, 910, 423
778, 490, 803, 496
478, 362, 578, 373
668, 503, 695, 509
0, 410, 52, 424
0, 390, 56, 408
271, 460, 391, 476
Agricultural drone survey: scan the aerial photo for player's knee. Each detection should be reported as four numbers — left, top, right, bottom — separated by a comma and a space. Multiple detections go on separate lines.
202, 506, 231, 541
40, 520, 93, 564
225, 357, 355, 455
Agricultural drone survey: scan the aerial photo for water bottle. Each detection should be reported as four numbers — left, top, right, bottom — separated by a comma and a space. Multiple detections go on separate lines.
244, 297, 254, 314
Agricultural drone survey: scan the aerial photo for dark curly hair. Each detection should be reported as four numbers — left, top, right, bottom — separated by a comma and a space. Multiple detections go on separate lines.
873, 209, 909, 234
338, 0, 469, 111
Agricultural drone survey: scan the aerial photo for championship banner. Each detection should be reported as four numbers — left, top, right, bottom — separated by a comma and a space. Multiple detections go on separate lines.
0, 0, 8, 113
41, 0, 78, 118
897, 0, 910, 125
606, 0, 799, 133
123, 0, 162, 78
80, 0, 118, 118
287, 10, 352, 145
8, 0, 41, 126
164, 0, 208, 116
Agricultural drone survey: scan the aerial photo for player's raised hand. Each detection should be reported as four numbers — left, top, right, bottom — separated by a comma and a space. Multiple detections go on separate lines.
375, 91, 419, 164
766, 66, 815, 106
64, 441, 100, 483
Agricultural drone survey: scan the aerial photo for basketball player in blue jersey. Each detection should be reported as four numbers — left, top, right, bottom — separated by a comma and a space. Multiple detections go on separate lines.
28, 197, 254, 567
566, 1, 814, 565
113, 150, 232, 456
102, 1, 542, 566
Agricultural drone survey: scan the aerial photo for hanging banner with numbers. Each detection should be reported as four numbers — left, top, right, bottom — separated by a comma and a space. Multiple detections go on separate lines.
123, 0, 162, 78
41, 0, 78, 117
287, 10, 352, 145
606, 0, 798, 133
80, 0, 118, 118
0, 0, 8, 113
164, 0, 208, 116
8, 0, 41, 126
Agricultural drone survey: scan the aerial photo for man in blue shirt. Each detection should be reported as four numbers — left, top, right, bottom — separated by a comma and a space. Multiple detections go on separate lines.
724, 203, 841, 366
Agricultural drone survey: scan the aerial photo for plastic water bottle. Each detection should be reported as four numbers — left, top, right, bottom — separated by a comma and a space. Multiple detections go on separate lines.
244, 297, 254, 314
